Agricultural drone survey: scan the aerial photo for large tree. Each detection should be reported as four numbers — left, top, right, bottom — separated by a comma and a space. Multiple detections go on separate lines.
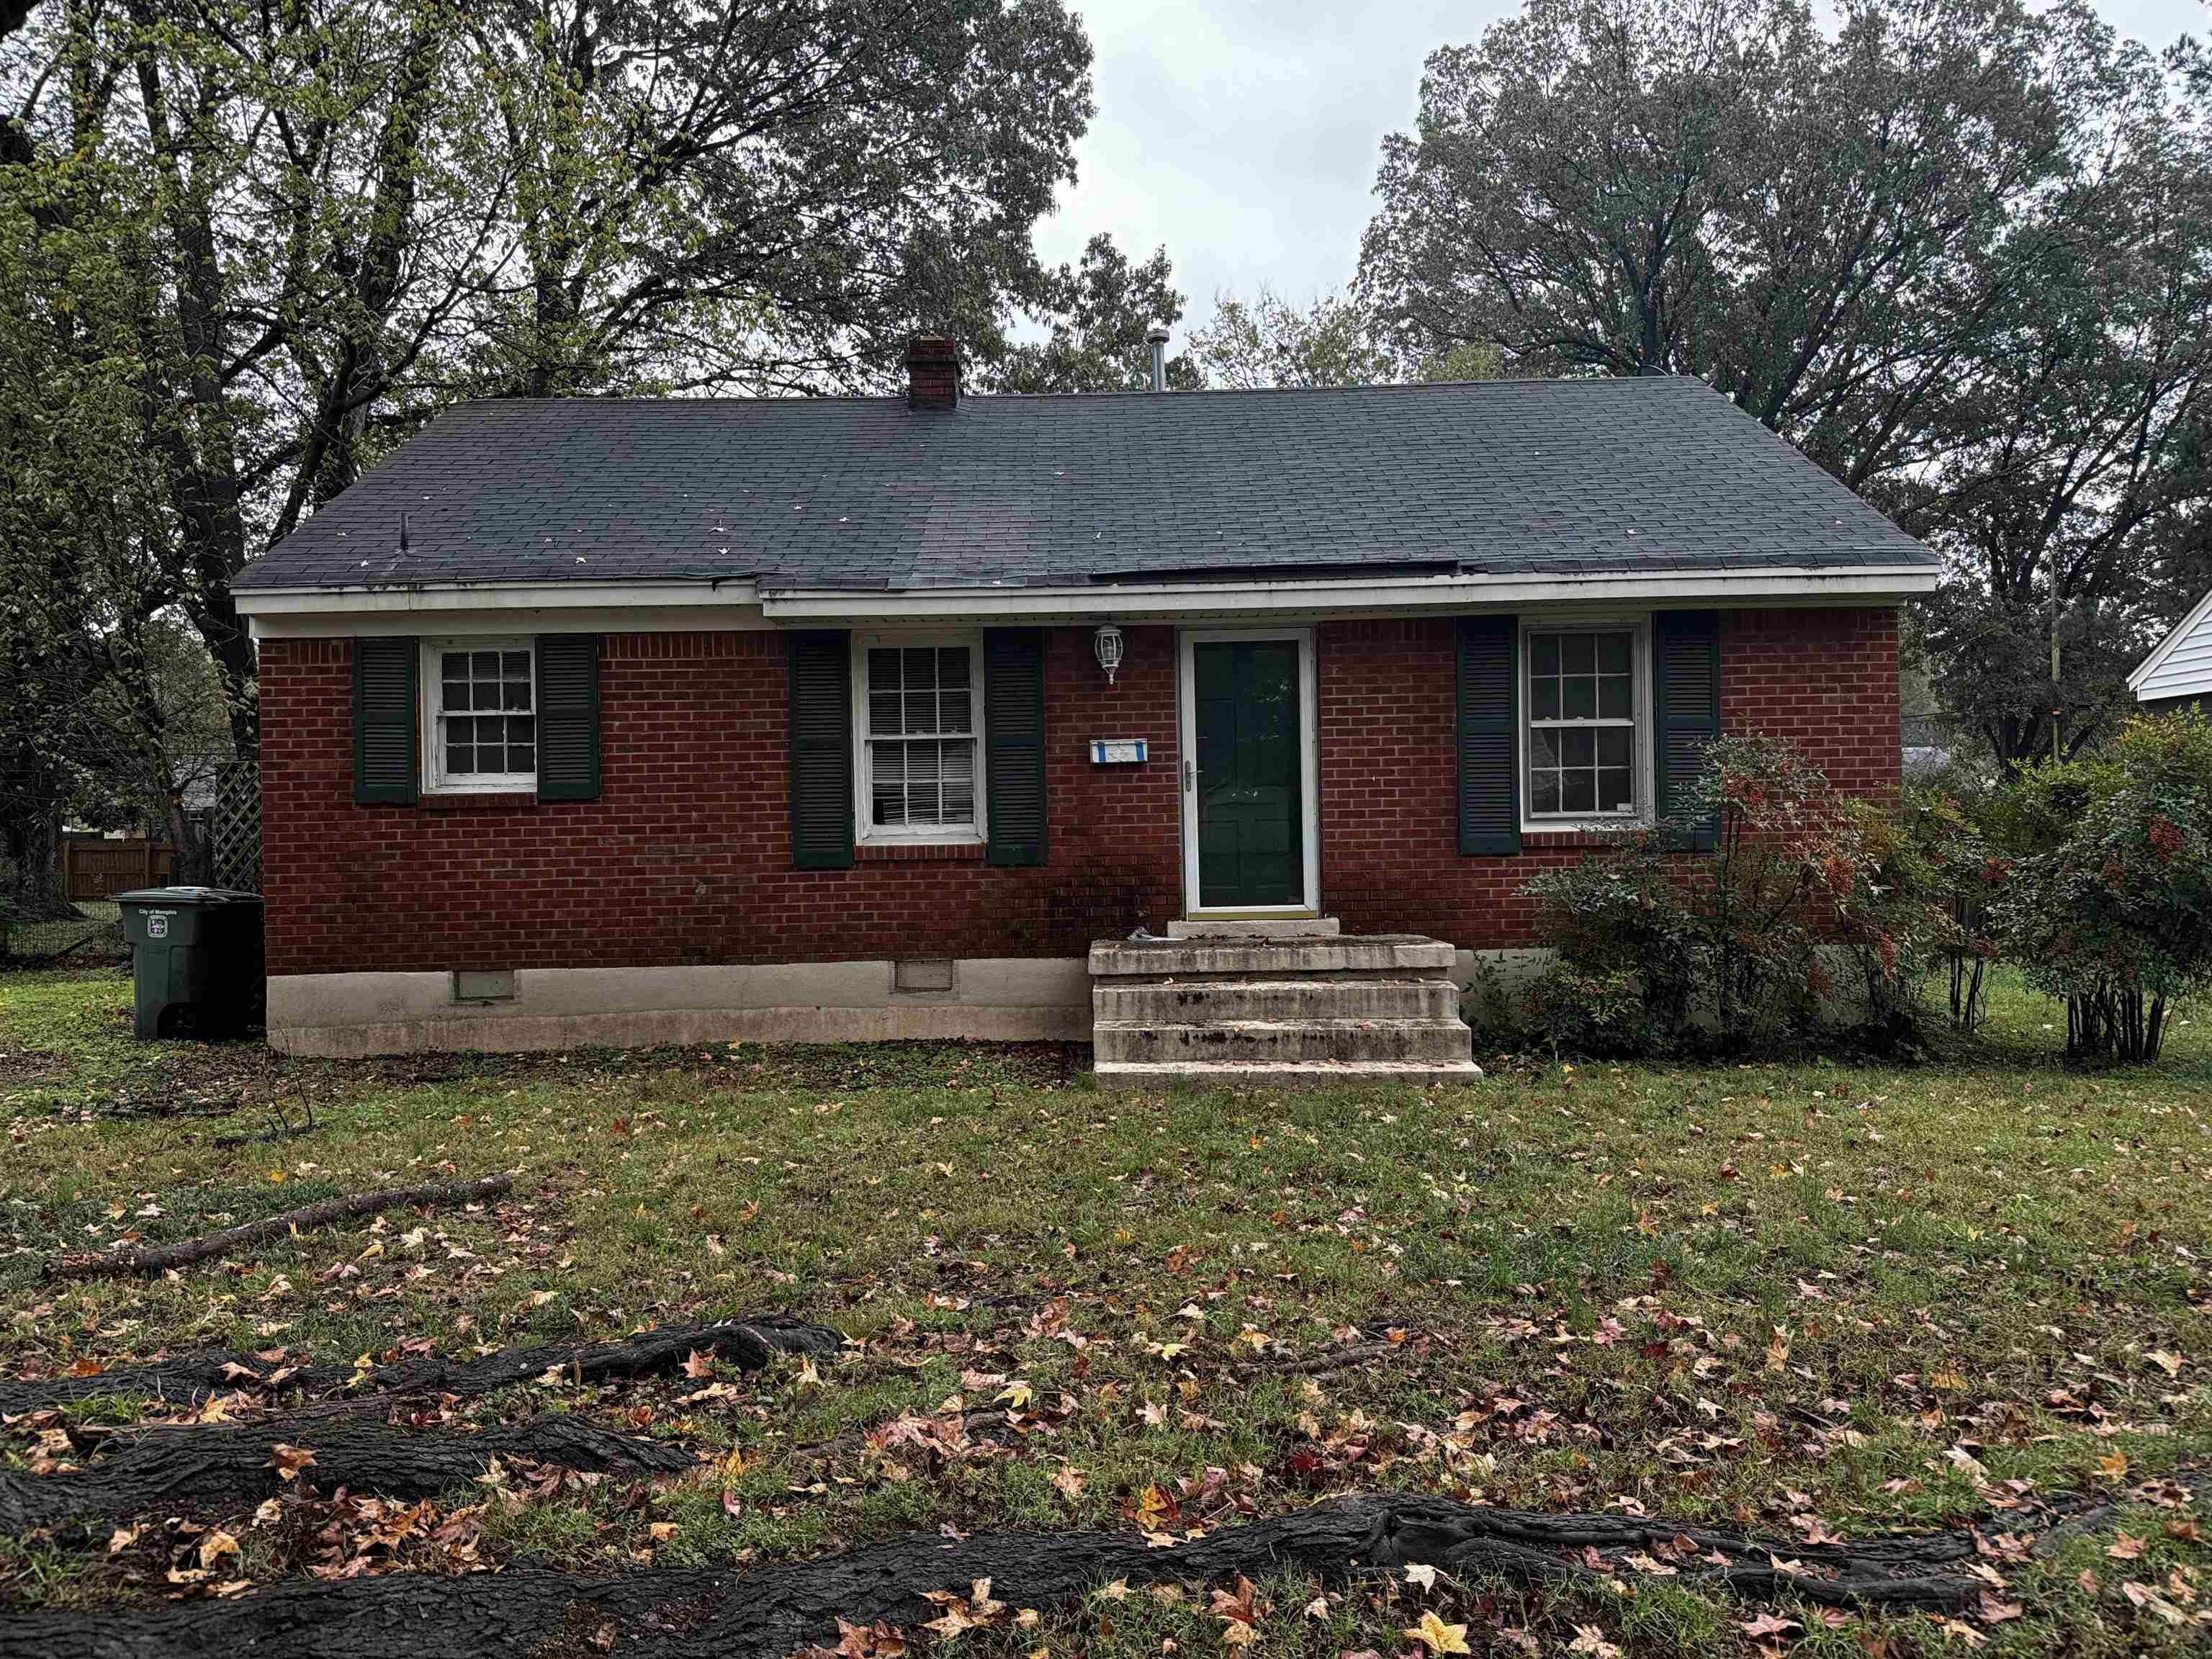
985, 232, 1193, 393
1362, 0, 2212, 767
1, 0, 1111, 763
2, 0, 1172, 903
1183, 285, 1501, 390
0, 124, 181, 919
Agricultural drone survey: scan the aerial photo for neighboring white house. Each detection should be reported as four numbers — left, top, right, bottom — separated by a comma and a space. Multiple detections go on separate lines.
2131, 587, 2212, 715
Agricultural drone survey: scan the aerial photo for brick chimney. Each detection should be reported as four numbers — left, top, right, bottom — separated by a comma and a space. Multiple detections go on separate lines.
907, 335, 960, 409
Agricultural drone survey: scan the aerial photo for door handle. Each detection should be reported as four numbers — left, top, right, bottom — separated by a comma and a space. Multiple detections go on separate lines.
1184, 758, 1195, 793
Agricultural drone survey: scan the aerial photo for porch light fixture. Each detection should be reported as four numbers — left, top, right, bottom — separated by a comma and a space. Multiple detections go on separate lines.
1094, 623, 1125, 685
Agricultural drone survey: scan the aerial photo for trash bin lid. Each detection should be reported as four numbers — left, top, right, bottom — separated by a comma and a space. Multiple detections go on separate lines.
113, 886, 264, 906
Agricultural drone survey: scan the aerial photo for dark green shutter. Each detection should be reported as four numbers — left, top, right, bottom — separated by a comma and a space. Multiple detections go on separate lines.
789, 630, 854, 870
353, 637, 417, 805
1456, 616, 1520, 855
534, 634, 601, 801
984, 628, 1048, 867
1654, 609, 1722, 852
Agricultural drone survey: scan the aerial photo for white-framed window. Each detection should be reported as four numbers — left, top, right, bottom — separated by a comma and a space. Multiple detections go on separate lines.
853, 636, 985, 843
421, 639, 536, 794
1520, 617, 1653, 829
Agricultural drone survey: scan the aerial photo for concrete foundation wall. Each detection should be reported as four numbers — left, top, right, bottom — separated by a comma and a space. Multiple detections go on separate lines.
267, 958, 1091, 1057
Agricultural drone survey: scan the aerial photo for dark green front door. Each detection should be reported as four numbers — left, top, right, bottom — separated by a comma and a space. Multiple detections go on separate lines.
1193, 639, 1304, 909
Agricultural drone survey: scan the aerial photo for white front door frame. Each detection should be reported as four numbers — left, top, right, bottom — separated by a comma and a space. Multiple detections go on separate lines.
1177, 626, 1322, 918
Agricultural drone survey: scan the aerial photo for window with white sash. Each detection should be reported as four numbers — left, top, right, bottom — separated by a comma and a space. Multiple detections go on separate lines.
421, 640, 536, 793
854, 639, 984, 842
1521, 621, 1652, 825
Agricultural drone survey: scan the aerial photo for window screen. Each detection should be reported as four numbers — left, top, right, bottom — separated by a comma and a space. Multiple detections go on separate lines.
863, 645, 976, 831
1527, 630, 1635, 816
438, 648, 536, 778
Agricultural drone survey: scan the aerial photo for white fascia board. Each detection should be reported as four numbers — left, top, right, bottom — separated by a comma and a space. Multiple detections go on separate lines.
234, 580, 759, 617
2128, 585, 2212, 693
233, 564, 1941, 637
237, 580, 764, 641
759, 565, 1941, 623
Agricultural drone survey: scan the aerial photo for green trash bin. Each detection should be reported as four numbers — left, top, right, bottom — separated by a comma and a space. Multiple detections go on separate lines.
115, 887, 266, 1040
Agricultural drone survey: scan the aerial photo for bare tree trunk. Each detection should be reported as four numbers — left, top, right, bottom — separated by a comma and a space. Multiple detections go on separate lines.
6, 801, 80, 922
166, 799, 211, 886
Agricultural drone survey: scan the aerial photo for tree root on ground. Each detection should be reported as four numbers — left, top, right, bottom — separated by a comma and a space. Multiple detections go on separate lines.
0, 1484, 2132, 1657
0, 1316, 845, 1416
42, 1174, 516, 1280
0, 1411, 701, 1531
1259, 1339, 1410, 1377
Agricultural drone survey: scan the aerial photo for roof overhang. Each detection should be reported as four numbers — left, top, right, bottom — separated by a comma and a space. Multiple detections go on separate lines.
233, 579, 758, 618
2128, 585, 2212, 694
762, 565, 1938, 621
236, 563, 1938, 634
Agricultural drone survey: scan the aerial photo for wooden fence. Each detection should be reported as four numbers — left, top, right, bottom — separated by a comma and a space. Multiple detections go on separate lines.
62, 837, 174, 901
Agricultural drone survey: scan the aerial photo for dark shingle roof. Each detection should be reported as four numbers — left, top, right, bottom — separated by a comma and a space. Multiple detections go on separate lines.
235, 377, 1935, 593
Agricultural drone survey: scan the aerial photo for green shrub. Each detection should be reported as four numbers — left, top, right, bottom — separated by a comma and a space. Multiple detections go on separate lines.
1987, 709, 2212, 1064
1827, 794, 1978, 1047
1521, 733, 1950, 1057
1899, 784, 2003, 1031
1519, 849, 1694, 1052
1456, 954, 1527, 1049
1521, 960, 1653, 1058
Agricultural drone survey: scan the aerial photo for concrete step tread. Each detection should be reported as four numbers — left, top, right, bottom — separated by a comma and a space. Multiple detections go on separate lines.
1095, 1059, 1485, 1089
1101, 977, 1443, 991
1094, 1017, 1470, 1033
1166, 917, 1341, 940
1089, 936, 1456, 976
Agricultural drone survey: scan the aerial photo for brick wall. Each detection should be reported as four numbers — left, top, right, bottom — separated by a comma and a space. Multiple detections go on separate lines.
1318, 607, 1902, 945
261, 606, 1900, 974
258, 627, 1184, 976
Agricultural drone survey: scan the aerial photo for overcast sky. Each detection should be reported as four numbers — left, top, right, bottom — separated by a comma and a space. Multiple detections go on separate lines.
1033, 0, 2209, 340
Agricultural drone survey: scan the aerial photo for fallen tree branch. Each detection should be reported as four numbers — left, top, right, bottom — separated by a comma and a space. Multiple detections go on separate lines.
0, 1485, 2067, 1655
1, 1413, 698, 1531
1262, 1339, 1406, 1377
0, 1316, 845, 1416
42, 1174, 516, 1281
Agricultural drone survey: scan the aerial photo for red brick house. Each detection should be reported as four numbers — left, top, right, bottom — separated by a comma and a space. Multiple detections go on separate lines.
235, 340, 1933, 1058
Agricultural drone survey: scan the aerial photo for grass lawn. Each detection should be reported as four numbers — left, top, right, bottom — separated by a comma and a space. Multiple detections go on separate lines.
1, 964, 2206, 1655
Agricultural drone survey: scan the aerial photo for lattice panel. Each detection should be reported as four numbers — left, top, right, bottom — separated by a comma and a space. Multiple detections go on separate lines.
210, 761, 261, 892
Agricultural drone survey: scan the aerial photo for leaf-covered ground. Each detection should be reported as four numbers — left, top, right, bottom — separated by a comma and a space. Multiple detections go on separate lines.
1, 965, 2206, 1656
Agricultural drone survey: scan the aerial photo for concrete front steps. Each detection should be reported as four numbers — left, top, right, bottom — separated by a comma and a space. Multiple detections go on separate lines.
1089, 924, 1480, 1089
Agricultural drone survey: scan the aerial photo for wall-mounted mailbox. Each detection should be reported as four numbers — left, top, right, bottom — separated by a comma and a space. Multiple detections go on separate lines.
1089, 738, 1148, 765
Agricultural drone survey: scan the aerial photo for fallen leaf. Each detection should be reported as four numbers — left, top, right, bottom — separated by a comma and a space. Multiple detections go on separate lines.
266, 1443, 317, 1483
1401, 1611, 1470, 1655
